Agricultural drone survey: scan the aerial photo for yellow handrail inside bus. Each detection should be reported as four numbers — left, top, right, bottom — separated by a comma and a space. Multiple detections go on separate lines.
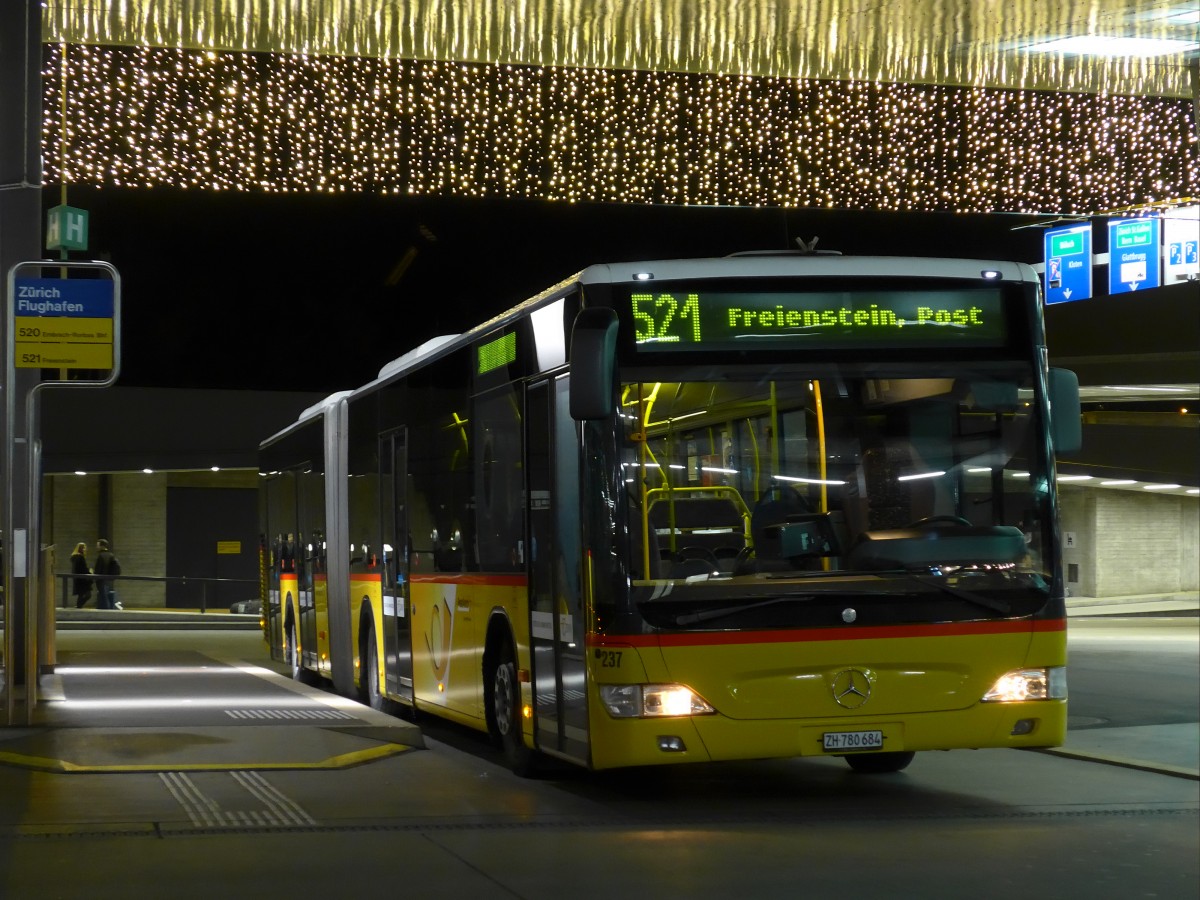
813, 379, 830, 571
813, 380, 828, 513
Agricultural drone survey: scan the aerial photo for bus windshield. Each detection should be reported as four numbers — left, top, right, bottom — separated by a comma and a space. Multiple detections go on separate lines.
618, 364, 1053, 629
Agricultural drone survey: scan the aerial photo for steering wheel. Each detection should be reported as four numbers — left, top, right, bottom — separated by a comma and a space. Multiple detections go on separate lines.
907, 515, 972, 528
673, 546, 721, 567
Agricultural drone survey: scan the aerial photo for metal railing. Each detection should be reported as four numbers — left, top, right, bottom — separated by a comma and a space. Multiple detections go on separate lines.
56, 572, 259, 613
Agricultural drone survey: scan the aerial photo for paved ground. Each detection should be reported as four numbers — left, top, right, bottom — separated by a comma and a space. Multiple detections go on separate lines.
0, 597, 1194, 899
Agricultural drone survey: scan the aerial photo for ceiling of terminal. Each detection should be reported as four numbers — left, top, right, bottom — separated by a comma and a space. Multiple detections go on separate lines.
42, 0, 1200, 98
34, 1, 1200, 491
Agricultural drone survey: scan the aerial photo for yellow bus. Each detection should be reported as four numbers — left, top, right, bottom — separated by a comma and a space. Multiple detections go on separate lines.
259, 252, 1081, 775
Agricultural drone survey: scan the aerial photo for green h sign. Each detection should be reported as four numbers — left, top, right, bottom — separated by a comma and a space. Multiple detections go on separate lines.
46, 205, 89, 251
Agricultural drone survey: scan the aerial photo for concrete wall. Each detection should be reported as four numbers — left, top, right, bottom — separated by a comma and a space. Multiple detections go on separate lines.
1181, 496, 1199, 593
1059, 485, 1199, 598
46, 470, 258, 608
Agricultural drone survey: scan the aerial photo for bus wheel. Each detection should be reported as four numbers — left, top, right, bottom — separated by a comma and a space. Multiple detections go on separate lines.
491, 643, 537, 776
845, 751, 915, 774
364, 630, 385, 712
286, 623, 302, 681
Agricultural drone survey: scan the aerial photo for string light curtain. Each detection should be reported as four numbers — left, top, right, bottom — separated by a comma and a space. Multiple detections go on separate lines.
42, 43, 1199, 214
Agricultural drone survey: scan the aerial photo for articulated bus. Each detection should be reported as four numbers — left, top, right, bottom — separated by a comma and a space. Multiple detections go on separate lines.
259, 251, 1082, 775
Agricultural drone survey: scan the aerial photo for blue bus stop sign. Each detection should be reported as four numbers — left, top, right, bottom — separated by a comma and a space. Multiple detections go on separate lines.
1107, 218, 1161, 295
1043, 224, 1092, 304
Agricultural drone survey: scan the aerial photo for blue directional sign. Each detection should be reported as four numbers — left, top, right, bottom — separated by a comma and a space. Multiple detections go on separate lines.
1163, 205, 1200, 284
12, 277, 116, 371
1043, 224, 1092, 304
13, 277, 114, 317
1107, 217, 1161, 295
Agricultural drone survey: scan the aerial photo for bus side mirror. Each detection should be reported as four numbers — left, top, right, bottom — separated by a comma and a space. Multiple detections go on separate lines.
569, 307, 619, 420
1048, 367, 1081, 455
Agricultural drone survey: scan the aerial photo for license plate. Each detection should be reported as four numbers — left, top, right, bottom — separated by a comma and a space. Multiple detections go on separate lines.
822, 730, 884, 751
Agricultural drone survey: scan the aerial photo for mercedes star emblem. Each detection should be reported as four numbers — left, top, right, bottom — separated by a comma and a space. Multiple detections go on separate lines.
831, 667, 873, 709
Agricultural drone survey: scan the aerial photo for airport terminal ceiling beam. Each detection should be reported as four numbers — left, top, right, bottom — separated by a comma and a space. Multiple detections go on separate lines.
41, 0, 1199, 98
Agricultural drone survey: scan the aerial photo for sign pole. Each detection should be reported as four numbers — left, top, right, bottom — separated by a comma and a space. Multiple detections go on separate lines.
0, 0, 45, 726
5, 260, 120, 723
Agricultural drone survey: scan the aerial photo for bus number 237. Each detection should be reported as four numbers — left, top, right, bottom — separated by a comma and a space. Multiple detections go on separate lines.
632, 293, 702, 345
595, 649, 623, 668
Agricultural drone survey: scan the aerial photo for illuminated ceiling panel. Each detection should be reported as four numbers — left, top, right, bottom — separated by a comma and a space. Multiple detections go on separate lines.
42, 0, 1200, 98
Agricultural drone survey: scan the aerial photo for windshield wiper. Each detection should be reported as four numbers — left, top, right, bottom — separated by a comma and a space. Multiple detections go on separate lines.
673, 595, 816, 625
666, 578, 1011, 625
912, 576, 1011, 615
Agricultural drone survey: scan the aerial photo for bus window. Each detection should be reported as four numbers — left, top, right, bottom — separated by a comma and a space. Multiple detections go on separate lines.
474, 385, 525, 571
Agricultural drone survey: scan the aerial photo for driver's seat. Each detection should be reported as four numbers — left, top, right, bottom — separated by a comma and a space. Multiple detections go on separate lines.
751, 485, 811, 560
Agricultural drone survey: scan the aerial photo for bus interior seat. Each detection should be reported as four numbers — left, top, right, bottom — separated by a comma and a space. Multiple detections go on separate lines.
750, 485, 813, 560
648, 496, 748, 574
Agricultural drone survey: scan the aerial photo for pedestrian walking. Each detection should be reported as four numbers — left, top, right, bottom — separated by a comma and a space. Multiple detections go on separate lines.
70, 542, 93, 608
93, 539, 123, 610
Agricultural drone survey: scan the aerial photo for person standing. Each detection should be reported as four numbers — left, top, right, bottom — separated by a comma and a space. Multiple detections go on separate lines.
93, 539, 123, 610
70, 542, 93, 608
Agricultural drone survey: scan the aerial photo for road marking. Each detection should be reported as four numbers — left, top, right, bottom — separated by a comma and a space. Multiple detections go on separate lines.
224, 708, 357, 720
160, 771, 318, 828
232, 771, 318, 825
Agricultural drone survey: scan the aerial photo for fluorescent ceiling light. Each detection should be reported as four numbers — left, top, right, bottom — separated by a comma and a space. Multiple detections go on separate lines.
1028, 36, 1200, 57
898, 470, 946, 482
774, 475, 847, 486
1100, 385, 1192, 393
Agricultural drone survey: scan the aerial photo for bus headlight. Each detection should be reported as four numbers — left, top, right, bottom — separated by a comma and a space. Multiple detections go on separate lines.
599, 684, 716, 718
981, 667, 1067, 702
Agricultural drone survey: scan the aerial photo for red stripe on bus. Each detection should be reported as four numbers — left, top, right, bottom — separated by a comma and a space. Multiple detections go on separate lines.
409, 574, 529, 587
586, 618, 1065, 648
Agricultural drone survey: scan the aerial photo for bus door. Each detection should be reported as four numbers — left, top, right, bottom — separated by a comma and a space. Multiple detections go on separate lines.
527, 376, 589, 763
297, 475, 321, 672
380, 430, 414, 702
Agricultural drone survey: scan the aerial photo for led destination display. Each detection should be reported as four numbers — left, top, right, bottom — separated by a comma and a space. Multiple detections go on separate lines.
630, 288, 1007, 351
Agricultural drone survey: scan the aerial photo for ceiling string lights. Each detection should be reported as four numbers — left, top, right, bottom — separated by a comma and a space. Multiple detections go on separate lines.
41, 43, 1200, 214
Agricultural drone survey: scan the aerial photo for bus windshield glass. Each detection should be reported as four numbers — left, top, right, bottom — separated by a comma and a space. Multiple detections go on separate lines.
618, 364, 1053, 630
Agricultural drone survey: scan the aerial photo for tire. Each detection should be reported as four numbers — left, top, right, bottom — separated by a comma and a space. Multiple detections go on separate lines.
845, 751, 916, 774
364, 629, 385, 712
491, 642, 538, 776
286, 622, 303, 681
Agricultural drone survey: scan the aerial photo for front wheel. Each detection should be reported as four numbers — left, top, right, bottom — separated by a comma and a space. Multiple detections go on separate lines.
491, 643, 538, 776
844, 751, 916, 774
